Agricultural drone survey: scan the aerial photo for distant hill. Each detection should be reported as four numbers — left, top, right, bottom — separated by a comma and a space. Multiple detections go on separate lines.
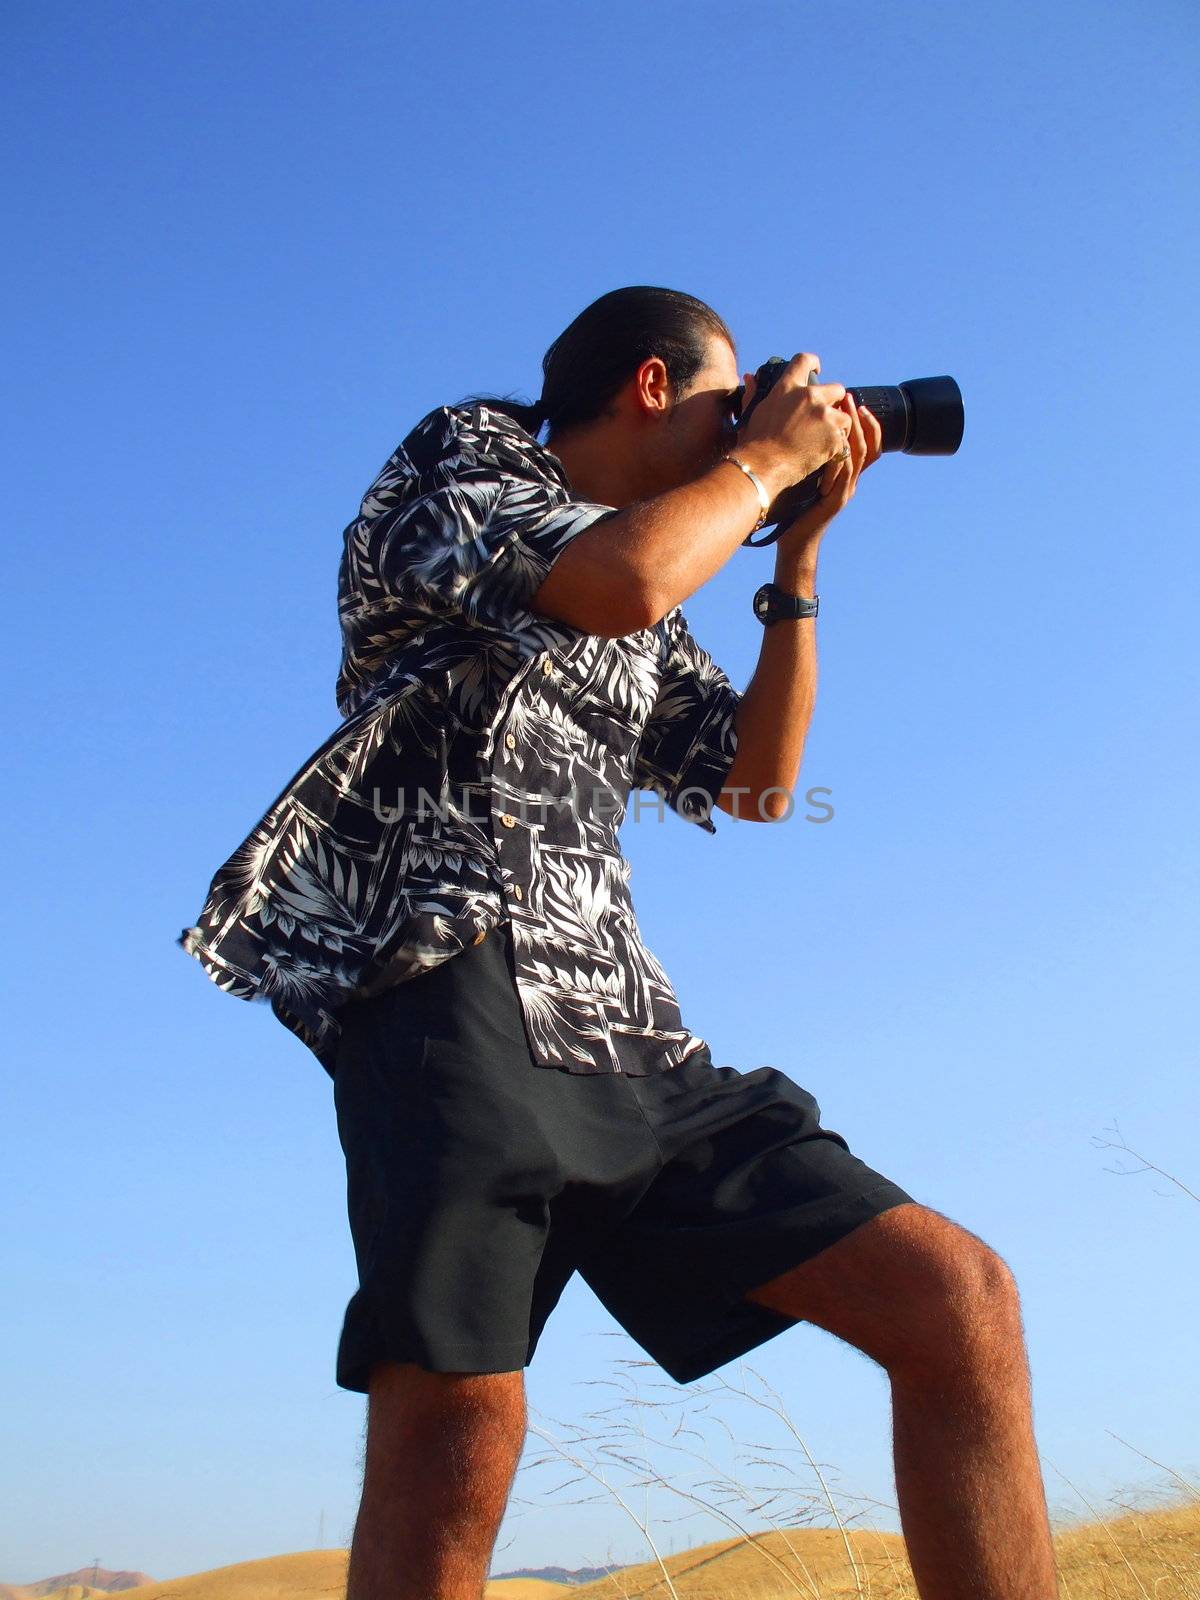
0, 1571, 154, 1600
487, 1584, 569, 1600
13, 1554, 344, 1600
493, 1566, 621, 1586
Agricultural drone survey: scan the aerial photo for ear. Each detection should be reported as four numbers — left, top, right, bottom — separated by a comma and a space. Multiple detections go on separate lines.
633, 355, 673, 416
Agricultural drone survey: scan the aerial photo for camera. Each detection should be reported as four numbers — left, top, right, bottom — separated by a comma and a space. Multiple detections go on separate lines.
731, 357, 965, 546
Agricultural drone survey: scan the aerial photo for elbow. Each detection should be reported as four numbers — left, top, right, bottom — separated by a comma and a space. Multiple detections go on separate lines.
715, 758, 797, 822
597, 559, 677, 632
633, 569, 701, 630
597, 560, 672, 634
755, 787, 794, 823
532, 592, 654, 639
591, 578, 662, 637
529, 559, 661, 639
624, 580, 673, 634
712, 785, 758, 823
715, 786, 793, 823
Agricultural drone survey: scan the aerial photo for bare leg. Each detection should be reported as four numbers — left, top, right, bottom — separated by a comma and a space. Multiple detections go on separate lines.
887, 1257, 1059, 1598
345, 1360, 527, 1600
744, 1203, 1059, 1600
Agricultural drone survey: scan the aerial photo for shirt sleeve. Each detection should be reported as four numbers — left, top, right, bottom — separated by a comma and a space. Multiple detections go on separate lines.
632, 607, 742, 833
347, 408, 618, 634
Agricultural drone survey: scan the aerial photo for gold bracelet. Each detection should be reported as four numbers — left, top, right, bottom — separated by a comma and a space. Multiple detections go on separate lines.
721, 454, 770, 531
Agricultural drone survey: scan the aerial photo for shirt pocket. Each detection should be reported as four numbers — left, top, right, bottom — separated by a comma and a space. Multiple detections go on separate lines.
571, 692, 641, 769
567, 632, 661, 765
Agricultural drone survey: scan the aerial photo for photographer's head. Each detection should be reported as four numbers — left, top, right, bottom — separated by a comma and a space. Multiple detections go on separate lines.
463, 286, 742, 509
538, 286, 741, 508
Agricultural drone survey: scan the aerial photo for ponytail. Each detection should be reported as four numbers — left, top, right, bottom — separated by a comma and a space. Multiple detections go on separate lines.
452, 393, 548, 436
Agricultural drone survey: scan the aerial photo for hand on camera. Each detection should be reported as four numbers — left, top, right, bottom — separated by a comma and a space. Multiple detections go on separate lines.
793, 385, 889, 544
737, 353, 851, 488
771, 382, 884, 553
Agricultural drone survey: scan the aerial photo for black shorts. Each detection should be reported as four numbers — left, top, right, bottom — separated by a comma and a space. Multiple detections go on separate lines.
332, 921, 916, 1392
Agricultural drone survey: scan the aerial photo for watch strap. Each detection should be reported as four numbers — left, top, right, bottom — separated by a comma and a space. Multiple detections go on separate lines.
754, 581, 819, 623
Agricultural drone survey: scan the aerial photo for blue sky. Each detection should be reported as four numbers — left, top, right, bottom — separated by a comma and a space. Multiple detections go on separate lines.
3, 0, 1198, 1584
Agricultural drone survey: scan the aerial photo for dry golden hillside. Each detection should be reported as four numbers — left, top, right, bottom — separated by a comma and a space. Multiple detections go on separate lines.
18, 1499, 1200, 1599
1054, 1500, 1200, 1598
566, 1497, 1200, 1598
39, 1551, 350, 1600
567, 1524, 911, 1599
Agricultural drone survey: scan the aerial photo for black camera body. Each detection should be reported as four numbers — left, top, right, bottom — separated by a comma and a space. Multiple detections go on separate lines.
731, 358, 965, 546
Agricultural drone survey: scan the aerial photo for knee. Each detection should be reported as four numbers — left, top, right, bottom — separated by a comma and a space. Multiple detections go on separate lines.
889, 1216, 1024, 1376
946, 1235, 1022, 1339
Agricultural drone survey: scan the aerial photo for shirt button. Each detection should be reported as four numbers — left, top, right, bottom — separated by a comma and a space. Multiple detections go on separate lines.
473, 928, 487, 945
500, 813, 516, 828
505, 733, 517, 749
513, 884, 524, 901
541, 658, 553, 675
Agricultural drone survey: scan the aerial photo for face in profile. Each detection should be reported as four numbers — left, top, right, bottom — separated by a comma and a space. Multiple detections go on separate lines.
659, 333, 743, 492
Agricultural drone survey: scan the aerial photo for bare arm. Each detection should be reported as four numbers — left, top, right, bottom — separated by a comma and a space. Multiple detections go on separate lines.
529, 353, 851, 637
716, 389, 882, 821
716, 539, 820, 822
528, 442, 794, 637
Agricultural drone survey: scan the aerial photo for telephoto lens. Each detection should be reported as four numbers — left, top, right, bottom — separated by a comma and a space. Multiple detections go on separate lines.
732, 357, 965, 546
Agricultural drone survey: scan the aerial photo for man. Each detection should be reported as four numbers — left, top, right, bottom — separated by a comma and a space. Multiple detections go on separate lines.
177, 286, 1059, 1599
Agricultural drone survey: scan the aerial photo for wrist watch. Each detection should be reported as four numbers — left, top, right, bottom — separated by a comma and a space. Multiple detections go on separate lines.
753, 581, 820, 624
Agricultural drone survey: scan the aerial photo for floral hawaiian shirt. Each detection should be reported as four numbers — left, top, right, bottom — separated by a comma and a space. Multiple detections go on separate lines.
177, 401, 742, 1079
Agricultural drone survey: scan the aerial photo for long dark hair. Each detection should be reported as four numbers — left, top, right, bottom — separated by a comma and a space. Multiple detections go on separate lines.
454, 285, 735, 444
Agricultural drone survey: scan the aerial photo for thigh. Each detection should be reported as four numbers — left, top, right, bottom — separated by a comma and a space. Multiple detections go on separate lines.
624, 1051, 916, 1294
746, 1201, 1015, 1369
575, 1051, 917, 1384
333, 931, 566, 1241
331, 932, 663, 1390
331, 953, 564, 1386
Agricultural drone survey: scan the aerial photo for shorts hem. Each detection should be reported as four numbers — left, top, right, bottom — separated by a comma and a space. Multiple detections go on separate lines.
639, 1181, 917, 1386
336, 1335, 533, 1393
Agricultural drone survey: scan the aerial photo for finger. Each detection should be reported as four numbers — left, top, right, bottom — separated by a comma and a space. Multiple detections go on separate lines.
821, 447, 846, 495
846, 395, 867, 468
831, 405, 855, 469
787, 352, 822, 386
827, 398, 862, 492
859, 403, 883, 463
825, 437, 852, 495
850, 428, 867, 487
